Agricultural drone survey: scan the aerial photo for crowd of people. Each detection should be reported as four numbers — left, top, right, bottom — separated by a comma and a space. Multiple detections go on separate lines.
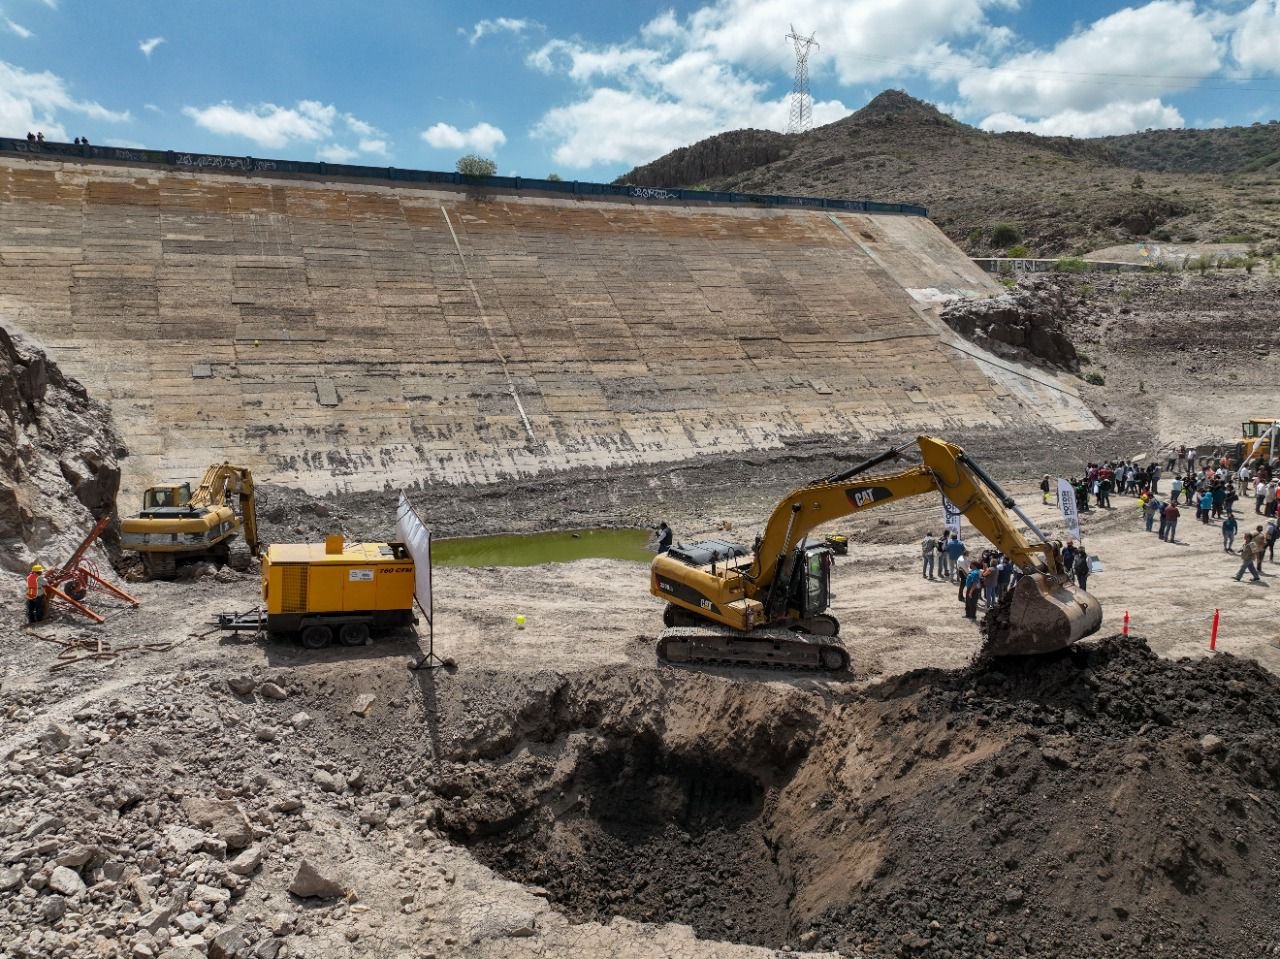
915, 446, 1280, 623
1054, 451, 1279, 585
919, 530, 1093, 621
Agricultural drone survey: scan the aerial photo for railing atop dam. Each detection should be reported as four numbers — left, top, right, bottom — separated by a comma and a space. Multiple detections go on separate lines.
0, 136, 928, 218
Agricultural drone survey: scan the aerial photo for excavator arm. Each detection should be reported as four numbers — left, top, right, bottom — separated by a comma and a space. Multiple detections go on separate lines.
750, 436, 1059, 588
190, 463, 259, 556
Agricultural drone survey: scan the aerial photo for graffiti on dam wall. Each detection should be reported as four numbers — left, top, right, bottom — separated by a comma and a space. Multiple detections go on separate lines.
628, 187, 680, 201
175, 154, 278, 172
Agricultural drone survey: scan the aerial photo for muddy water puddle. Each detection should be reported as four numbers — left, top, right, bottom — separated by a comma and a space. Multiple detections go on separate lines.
432, 527, 652, 567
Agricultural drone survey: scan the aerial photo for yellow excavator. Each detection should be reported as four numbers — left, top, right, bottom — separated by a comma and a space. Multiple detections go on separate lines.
1230, 419, 1280, 470
651, 435, 1102, 671
120, 463, 260, 579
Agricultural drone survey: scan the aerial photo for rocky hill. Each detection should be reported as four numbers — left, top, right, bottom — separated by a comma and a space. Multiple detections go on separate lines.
617, 90, 1280, 257
0, 324, 122, 573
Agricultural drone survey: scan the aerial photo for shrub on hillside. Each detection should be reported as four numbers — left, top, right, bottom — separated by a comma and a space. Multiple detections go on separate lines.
990, 223, 1021, 246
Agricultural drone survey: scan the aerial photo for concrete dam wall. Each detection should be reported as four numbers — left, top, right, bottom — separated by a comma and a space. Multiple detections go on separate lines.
0, 156, 1099, 495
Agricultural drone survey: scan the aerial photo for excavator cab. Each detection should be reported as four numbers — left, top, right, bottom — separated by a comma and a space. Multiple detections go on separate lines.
778, 544, 834, 623
141, 483, 192, 514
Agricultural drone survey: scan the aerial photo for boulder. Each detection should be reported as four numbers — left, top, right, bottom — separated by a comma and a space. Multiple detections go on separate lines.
227, 676, 256, 696
288, 859, 345, 899
209, 926, 247, 959
0, 866, 24, 891
259, 683, 287, 701
47, 865, 86, 896
181, 797, 253, 850
166, 825, 224, 858
228, 846, 263, 877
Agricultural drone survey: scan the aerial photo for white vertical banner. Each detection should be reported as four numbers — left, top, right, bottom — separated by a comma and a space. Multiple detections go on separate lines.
1057, 478, 1081, 542
395, 493, 433, 615
942, 496, 962, 540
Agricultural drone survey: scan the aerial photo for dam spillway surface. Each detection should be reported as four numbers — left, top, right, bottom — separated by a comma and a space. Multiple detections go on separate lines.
0, 157, 1097, 494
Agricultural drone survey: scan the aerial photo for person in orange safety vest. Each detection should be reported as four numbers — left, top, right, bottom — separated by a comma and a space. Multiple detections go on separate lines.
25, 564, 47, 625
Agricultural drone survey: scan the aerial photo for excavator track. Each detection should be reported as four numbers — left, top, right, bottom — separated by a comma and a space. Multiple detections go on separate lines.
657, 625, 850, 673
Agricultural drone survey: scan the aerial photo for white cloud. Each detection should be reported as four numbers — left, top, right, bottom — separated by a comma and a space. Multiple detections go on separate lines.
344, 113, 376, 137
1231, 0, 1280, 75
139, 36, 165, 58
981, 99, 1185, 137
463, 17, 536, 45
182, 99, 392, 157
144, 103, 163, 114
421, 121, 506, 153
535, 87, 847, 168
182, 100, 337, 148
318, 144, 358, 163
6, 19, 33, 39
958, 1, 1221, 119
0, 60, 129, 141
37, 0, 57, 8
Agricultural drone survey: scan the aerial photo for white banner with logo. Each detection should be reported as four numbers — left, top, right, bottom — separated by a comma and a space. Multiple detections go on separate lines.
1057, 478, 1081, 542
395, 494, 433, 615
942, 496, 962, 540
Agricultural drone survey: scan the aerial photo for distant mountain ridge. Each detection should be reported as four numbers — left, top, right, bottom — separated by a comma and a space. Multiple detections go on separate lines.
617, 91, 1280, 257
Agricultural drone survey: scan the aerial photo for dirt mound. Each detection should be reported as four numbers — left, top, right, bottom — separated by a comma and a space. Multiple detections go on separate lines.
0, 325, 122, 572
412, 638, 1280, 957
941, 282, 1081, 372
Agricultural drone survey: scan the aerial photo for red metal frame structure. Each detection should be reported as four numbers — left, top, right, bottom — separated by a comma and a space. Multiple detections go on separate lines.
43, 516, 140, 624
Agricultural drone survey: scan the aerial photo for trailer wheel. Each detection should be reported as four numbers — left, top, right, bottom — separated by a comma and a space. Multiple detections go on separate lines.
300, 625, 333, 649
339, 623, 370, 647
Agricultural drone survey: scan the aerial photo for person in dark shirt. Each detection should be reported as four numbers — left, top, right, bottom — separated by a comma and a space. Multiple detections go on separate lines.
656, 522, 673, 554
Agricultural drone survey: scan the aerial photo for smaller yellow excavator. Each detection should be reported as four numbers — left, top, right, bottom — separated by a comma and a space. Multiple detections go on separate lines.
651, 435, 1102, 671
120, 463, 259, 579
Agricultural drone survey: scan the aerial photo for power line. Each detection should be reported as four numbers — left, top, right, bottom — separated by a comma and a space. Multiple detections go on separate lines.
786, 26, 820, 134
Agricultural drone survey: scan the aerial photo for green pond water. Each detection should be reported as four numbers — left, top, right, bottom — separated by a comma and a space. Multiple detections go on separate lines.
432, 527, 654, 567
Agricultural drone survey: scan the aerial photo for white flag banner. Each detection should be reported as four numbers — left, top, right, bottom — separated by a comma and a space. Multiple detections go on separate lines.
942, 496, 962, 540
395, 494, 433, 615
1057, 479, 1081, 542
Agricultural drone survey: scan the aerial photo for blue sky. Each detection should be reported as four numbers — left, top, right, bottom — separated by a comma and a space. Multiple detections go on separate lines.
1, 1, 1277, 181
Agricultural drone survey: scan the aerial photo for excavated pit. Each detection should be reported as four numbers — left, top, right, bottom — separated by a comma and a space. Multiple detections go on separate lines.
406, 637, 1280, 957
455, 737, 792, 946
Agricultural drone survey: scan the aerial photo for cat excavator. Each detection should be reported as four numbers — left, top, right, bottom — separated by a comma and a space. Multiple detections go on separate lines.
120, 463, 259, 579
651, 435, 1102, 671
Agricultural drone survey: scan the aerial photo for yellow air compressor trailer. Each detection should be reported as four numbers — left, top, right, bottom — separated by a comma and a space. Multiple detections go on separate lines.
224, 534, 417, 648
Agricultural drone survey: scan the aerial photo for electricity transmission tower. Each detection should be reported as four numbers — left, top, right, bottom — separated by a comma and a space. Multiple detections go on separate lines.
785, 25, 819, 134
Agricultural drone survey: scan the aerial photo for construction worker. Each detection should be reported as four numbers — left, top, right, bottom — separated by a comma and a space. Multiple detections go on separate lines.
25, 564, 47, 625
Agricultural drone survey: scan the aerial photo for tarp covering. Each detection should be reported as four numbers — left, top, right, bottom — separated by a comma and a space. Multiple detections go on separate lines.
396, 494, 432, 616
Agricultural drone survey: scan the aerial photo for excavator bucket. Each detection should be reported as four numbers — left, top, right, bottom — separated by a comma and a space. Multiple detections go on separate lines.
982, 573, 1102, 657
